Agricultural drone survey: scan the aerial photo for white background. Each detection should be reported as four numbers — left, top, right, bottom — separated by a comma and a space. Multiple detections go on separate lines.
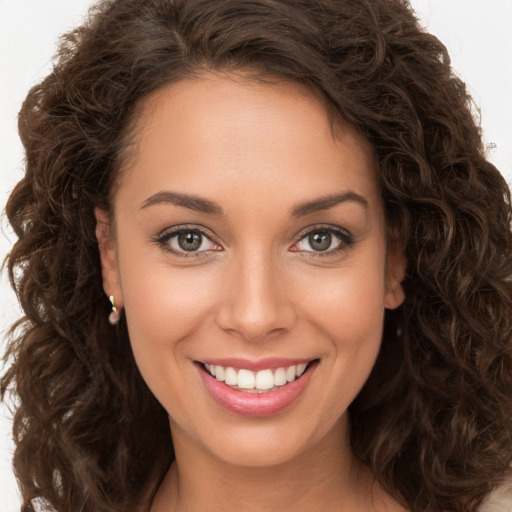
1, 1, 511, 510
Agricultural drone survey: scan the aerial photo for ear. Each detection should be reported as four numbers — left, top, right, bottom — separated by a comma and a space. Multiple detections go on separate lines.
384, 242, 406, 310
95, 208, 124, 309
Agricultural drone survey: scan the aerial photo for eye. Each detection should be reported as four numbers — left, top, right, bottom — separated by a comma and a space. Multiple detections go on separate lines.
155, 227, 221, 256
171, 230, 209, 252
292, 227, 353, 254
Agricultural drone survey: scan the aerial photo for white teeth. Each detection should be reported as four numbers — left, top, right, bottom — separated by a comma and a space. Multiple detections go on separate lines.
296, 363, 307, 377
274, 367, 287, 386
205, 362, 311, 391
225, 367, 237, 386
237, 369, 255, 389
215, 365, 225, 382
255, 369, 274, 390
286, 366, 296, 382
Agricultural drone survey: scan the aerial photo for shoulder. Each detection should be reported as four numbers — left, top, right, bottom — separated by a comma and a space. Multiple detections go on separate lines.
479, 475, 512, 512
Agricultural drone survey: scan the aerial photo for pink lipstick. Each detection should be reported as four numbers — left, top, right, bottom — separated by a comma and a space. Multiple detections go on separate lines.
197, 359, 317, 416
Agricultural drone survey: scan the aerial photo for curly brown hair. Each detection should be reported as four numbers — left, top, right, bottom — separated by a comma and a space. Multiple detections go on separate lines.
2, 0, 512, 511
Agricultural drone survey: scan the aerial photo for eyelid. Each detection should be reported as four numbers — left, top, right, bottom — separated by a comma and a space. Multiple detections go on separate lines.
152, 224, 222, 258
290, 224, 355, 255
151, 223, 354, 259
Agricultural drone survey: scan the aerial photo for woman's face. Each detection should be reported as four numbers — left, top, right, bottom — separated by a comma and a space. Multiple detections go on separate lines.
97, 74, 404, 468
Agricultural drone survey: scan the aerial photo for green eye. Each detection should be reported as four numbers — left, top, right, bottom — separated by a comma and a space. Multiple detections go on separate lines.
177, 231, 203, 251
307, 231, 333, 251
294, 227, 353, 254
156, 227, 220, 255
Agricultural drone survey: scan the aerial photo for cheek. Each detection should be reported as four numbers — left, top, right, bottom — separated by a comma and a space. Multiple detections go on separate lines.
122, 266, 218, 345
304, 268, 387, 411
117, 255, 222, 425
294, 256, 387, 393
295, 261, 387, 344
115, 235, 221, 382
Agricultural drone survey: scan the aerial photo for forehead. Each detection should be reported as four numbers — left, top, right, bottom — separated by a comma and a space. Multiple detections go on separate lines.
117, 73, 380, 213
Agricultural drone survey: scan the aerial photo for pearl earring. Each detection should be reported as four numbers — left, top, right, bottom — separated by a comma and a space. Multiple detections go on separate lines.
108, 295, 120, 325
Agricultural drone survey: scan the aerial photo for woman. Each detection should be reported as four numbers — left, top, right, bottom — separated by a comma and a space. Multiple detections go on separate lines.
2, 0, 512, 511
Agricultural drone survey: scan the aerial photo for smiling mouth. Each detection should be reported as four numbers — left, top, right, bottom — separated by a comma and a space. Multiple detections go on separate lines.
200, 361, 317, 393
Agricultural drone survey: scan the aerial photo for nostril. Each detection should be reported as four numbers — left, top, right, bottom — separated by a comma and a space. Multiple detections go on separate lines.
215, 303, 297, 342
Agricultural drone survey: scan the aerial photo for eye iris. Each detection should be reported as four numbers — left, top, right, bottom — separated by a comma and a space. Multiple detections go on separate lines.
177, 231, 202, 251
308, 231, 332, 251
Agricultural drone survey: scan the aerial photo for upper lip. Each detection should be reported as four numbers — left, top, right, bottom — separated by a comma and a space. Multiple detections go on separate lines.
197, 357, 316, 372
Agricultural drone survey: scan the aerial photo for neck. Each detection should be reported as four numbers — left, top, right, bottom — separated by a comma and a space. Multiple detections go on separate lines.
150, 416, 400, 512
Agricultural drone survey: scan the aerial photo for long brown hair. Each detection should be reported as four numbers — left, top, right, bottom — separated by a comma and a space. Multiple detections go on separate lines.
3, 1, 512, 511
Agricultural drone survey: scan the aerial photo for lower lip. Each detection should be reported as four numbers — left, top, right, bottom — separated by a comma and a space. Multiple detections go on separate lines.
198, 363, 316, 417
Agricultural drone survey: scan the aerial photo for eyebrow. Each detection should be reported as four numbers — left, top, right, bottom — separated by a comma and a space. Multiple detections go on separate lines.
140, 191, 224, 215
140, 189, 368, 217
290, 191, 368, 217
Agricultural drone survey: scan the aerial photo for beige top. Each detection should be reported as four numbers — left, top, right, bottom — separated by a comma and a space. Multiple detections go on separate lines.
479, 476, 512, 512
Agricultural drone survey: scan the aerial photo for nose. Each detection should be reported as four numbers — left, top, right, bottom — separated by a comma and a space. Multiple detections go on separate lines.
215, 251, 297, 342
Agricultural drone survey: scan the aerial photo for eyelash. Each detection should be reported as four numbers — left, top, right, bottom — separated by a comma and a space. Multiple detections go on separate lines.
152, 224, 355, 259
291, 225, 355, 258
152, 225, 221, 259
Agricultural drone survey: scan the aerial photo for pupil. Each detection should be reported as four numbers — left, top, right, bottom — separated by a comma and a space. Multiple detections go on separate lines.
309, 231, 332, 251
178, 231, 202, 251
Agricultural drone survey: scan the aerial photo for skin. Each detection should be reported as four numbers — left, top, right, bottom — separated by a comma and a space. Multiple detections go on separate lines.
96, 74, 407, 511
